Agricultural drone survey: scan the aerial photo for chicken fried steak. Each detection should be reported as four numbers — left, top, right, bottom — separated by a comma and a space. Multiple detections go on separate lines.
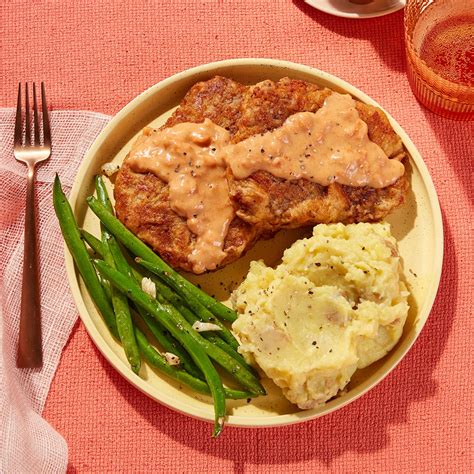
114, 76, 408, 273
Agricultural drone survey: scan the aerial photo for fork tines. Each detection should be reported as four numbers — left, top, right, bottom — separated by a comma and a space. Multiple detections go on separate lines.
14, 82, 51, 149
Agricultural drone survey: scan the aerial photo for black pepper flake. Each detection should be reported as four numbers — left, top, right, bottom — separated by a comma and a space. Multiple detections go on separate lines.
329, 349, 333, 353
362, 246, 366, 250
260, 148, 265, 153
312, 341, 317, 346
308, 290, 314, 295
315, 262, 321, 267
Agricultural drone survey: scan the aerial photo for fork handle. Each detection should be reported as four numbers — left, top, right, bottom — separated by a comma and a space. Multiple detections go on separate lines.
17, 164, 43, 368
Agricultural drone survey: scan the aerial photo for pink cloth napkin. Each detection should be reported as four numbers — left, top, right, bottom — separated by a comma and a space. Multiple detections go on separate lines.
0, 109, 110, 473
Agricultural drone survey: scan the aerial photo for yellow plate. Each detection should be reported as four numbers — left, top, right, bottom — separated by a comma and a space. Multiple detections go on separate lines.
66, 59, 443, 427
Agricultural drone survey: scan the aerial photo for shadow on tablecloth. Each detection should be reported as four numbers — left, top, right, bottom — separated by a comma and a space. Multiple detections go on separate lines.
292, 0, 406, 73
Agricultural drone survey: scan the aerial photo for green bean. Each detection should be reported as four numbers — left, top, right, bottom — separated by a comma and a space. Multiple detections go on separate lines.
129, 265, 255, 377
81, 228, 105, 256
135, 327, 253, 400
134, 306, 204, 380
202, 333, 255, 375
105, 237, 203, 380
96, 176, 140, 374
86, 196, 237, 323
95, 174, 115, 212
86, 236, 245, 374
84, 227, 203, 378
52, 175, 118, 338
98, 273, 113, 300
135, 259, 239, 350
151, 276, 257, 376
95, 261, 226, 436
94, 260, 265, 396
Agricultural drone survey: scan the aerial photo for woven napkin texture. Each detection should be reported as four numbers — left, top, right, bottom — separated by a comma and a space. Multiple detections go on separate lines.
0, 109, 110, 473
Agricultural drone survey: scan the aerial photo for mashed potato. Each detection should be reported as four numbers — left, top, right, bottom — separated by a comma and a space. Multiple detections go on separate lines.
231, 223, 409, 409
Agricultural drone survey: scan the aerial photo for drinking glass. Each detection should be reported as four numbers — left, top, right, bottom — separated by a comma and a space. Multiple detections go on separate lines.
404, 0, 474, 120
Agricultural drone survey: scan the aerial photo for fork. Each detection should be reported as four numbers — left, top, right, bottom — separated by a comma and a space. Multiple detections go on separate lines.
14, 82, 51, 368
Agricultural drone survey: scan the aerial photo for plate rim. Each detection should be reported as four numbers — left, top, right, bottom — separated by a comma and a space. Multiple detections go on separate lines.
65, 58, 444, 428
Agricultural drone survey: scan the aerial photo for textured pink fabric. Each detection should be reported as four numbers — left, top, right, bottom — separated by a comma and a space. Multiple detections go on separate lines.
1, 0, 472, 472
0, 110, 110, 474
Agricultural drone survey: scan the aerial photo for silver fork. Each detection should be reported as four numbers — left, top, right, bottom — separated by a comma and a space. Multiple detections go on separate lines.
14, 82, 51, 368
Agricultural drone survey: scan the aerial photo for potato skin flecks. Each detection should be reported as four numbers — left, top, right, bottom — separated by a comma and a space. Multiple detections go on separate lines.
231, 223, 409, 409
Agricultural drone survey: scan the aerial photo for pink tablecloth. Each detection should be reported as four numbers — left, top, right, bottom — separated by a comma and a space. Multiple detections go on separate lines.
1, 1, 472, 472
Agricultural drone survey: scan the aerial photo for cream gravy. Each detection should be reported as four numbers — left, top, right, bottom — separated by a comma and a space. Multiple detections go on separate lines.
127, 121, 234, 274
224, 93, 404, 188
127, 93, 405, 273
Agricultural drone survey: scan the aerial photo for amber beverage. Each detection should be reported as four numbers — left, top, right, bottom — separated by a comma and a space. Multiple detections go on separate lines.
405, 0, 474, 120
